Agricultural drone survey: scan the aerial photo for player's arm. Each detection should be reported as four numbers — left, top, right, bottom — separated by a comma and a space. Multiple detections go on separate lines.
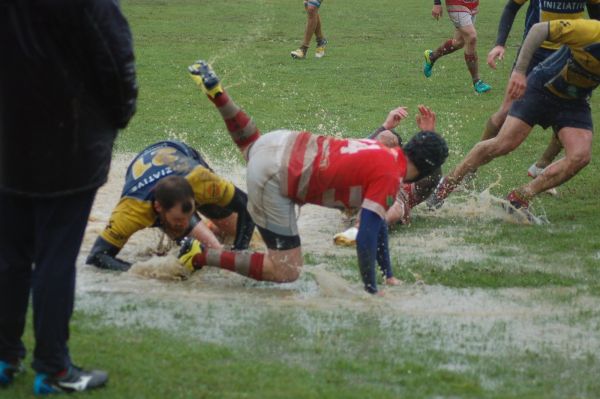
588, 1, 600, 20
186, 166, 255, 250
86, 198, 154, 271
85, 0, 138, 128
508, 22, 550, 98
432, 0, 443, 20
223, 187, 256, 250
488, 0, 524, 69
356, 208, 387, 294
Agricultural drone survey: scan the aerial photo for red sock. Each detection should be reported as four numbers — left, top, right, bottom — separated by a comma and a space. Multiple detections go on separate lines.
209, 90, 260, 160
431, 39, 457, 62
464, 52, 479, 82
195, 249, 265, 281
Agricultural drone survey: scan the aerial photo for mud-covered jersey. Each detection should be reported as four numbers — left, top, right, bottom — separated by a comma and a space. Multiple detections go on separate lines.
445, 0, 479, 14
100, 140, 236, 248
536, 19, 600, 99
280, 132, 407, 219
516, 0, 600, 49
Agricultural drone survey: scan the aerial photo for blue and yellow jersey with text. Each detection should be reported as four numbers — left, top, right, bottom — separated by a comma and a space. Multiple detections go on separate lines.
100, 141, 236, 248
516, 0, 600, 49
537, 19, 600, 99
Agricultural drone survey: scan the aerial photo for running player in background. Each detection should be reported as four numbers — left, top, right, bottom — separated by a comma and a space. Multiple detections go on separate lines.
86, 140, 255, 271
428, 19, 600, 221
180, 61, 448, 295
484, 0, 600, 184
291, 0, 328, 59
423, 0, 492, 93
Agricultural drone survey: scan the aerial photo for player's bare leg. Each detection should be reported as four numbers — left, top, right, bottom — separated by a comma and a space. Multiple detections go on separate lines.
429, 116, 533, 207
424, 29, 464, 78
517, 127, 591, 199
291, 3, 320, 59
188, 60, 260, 160
481, 84, 513, 140
458, 24, 490, 93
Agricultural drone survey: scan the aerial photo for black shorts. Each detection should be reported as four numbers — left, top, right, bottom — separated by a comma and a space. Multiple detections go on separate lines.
508, 74, 593, 132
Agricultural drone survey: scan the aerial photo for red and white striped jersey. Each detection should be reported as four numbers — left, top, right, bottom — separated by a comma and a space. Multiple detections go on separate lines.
280, 131, 407, 219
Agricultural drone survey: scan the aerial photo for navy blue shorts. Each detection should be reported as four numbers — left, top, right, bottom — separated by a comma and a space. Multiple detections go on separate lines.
508, 74, 593, 132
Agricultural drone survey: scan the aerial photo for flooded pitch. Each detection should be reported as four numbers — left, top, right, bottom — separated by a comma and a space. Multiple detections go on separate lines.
76, 154, 600, 362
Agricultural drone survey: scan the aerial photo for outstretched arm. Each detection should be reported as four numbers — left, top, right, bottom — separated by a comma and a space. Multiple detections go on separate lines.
488, 0, 524, 69
87, 236, 132, 271
415, 105, 436, 131
356, 208, 387, 294
509, 22, 550, 99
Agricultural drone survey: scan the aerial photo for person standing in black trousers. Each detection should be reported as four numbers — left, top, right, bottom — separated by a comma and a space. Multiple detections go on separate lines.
0, 0, 137, 394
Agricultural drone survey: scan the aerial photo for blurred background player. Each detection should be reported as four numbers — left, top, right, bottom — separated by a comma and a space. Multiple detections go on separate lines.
181, 60, 448, 295
484, 0, 600, 189
428, 19, 600, 221
291, 0, 328, 59
86, 141, 255, 271
423, 0, 492, 94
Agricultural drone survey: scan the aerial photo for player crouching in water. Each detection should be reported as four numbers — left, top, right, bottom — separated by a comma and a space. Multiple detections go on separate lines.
178, 61, 448, 295
333, 106, 443, 286
86, 140, 255, 271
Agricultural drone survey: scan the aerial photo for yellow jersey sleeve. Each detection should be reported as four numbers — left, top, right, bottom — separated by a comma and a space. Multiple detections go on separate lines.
185, 165, 236, 208
100, 197, 156, 248
548, 19, 600, 47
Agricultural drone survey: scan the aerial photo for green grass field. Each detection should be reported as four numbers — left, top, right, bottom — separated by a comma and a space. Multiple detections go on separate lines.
5, 1, 600, 398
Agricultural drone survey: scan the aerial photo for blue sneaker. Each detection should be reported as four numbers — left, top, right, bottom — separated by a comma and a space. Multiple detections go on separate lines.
0, 360, 24, 387
473, 79, 492, 93
34, 365, 108, 395
423, 50, 434, 78
188, 60, 223, 99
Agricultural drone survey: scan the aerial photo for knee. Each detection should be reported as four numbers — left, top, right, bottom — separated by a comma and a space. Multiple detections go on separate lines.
567, 151, 591, 171
465, 34, 477, 48
306, 6, 318, 17
453, 38, 464, 49
273, 264, 302, 282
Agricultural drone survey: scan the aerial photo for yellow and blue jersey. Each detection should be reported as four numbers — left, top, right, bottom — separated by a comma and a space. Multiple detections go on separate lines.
536, 19, 600, 100
101, 140, 236, 248
516, 0, 600, 49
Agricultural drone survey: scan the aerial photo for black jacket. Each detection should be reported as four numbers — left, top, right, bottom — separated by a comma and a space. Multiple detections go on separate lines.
0, 0, 137, 196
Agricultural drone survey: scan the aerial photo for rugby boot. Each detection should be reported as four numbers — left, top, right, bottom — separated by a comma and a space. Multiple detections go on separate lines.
0, 359, 24, 387
290, 47, 307, 59
188, 60, 223, 99
426, 176, 455, 210
315, 38, 328, 58
333, 227, 358, 247
178, 237, 203, 272
34, 365, 107, 395
473, 79, 492, 94
503, 190, 537, 224
423, 50, 434, 78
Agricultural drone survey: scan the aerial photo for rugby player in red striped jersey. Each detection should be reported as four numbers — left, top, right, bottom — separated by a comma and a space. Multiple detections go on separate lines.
423, 0, 492, 93
179, 61, 448, 295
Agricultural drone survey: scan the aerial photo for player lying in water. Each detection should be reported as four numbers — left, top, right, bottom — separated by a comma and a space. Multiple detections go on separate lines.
177, 60, 448, 295
86, 140, 255, 271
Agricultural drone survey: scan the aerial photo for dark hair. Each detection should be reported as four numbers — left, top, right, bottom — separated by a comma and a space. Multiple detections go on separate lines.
403, 131, 448, 180
153, 175, 194, 212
